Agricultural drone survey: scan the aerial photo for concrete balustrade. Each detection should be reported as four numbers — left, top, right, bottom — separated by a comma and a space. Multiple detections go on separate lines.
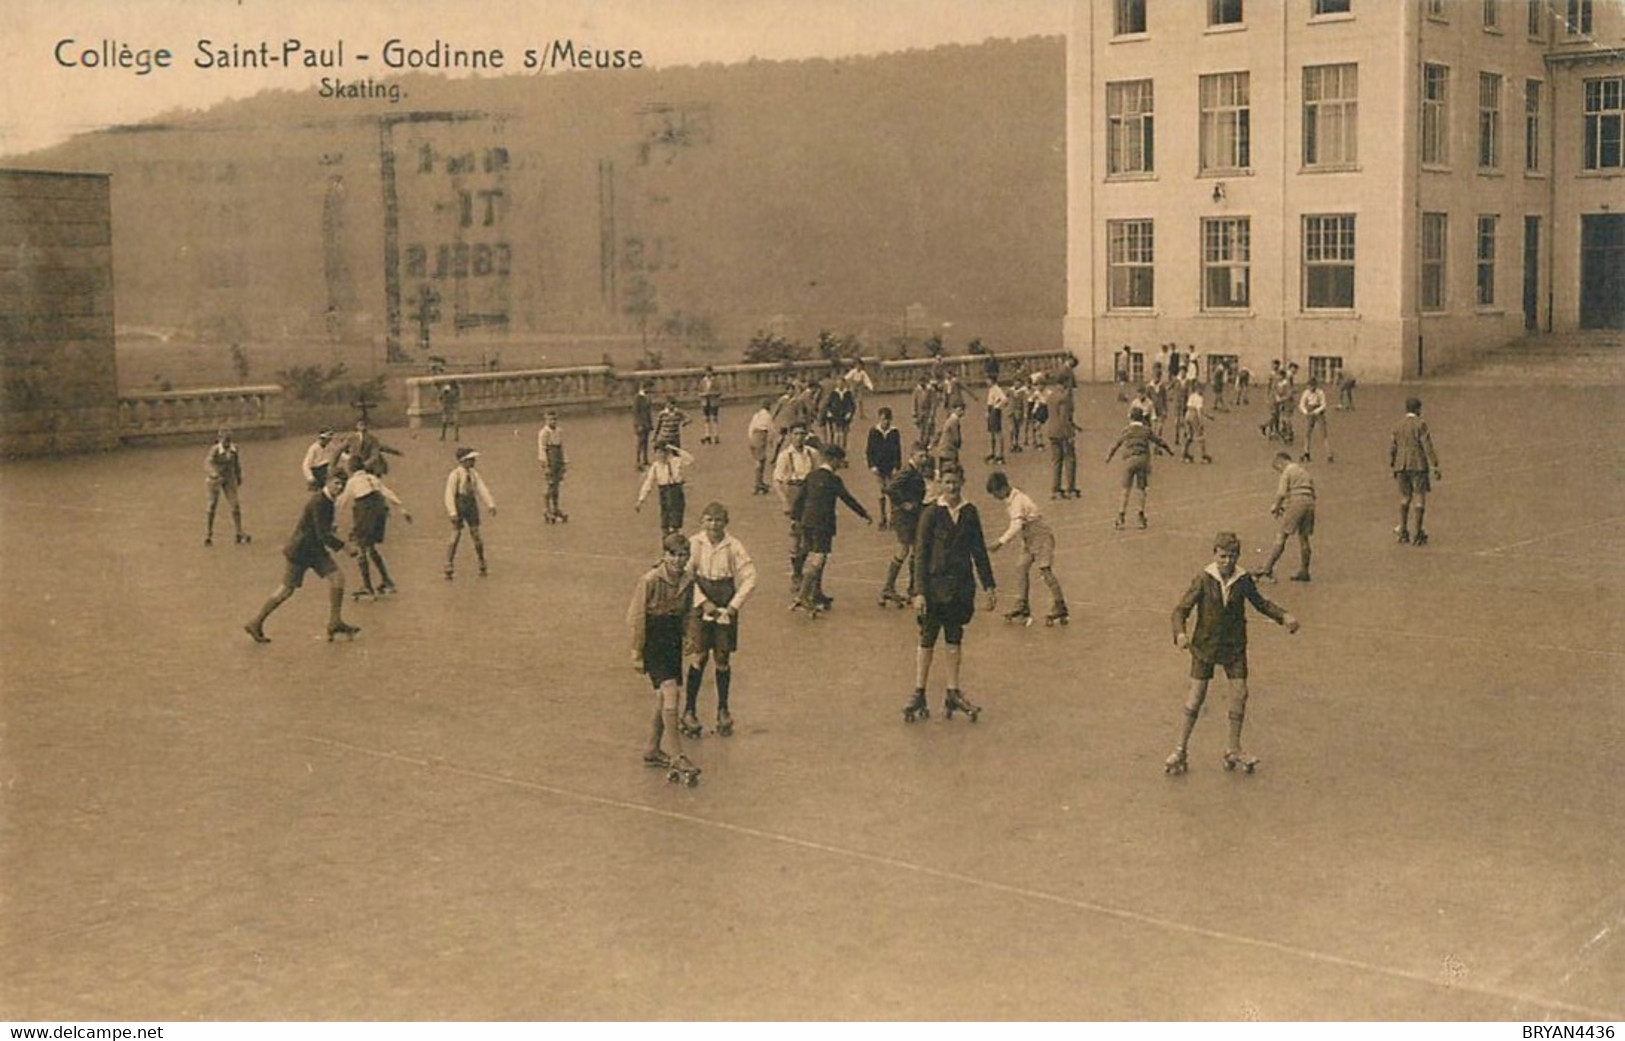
117, 385, 284, 443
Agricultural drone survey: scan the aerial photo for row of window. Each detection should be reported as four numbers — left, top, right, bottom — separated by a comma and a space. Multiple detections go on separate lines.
1114, 0, 1593, 38
1117, 352, 1347, 389
1107, 70, 1623, 176
1105, 214, 1515, 313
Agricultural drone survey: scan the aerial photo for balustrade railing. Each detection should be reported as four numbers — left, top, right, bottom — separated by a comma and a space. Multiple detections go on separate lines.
118, 385, 284, 442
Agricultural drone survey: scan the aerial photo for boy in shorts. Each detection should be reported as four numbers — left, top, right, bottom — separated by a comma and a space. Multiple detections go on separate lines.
1104, 407, 1173, 529
682, 502, 758, 737
1389, 397, 1441, 546
905, 467, 997, 722
1165, 531, 1300, 775
444, 446, 496, 579
698, 366, 722, 445
628, 533, 700, 782
985, 470, 1068, 625
1256, 451, 1315, 583
243, 470, 359, 643
204, 428, 249, 546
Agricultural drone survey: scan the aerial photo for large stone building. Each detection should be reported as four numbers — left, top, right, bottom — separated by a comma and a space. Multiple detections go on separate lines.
1064, 0, 1625, 383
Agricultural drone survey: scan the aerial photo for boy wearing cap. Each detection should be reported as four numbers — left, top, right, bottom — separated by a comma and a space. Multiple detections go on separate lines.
444, 446, 496, 579
793, 443, 872, 615
628, 533, 701, 782
301, 428, 341, 491
1165, 531, 1300, 775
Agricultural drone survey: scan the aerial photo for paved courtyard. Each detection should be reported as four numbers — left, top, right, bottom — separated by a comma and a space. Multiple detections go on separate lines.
2, 380, 1621, 1020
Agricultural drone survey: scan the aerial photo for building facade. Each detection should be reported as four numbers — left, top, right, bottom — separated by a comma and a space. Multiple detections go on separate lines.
1065, 0, 1625, 383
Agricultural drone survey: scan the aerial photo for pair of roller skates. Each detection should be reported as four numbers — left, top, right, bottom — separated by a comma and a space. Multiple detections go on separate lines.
878, 590, 910, 609
1113, 512, 1149, 530
1395, 527, 1429, 546
204, 532, 252, 547
679, 710, 735, 738
643, 749, 702, 786
902, 689, 981, 723
543, 509, 569, 524
1003, 602, 1069, 627
1162, 748, 1260, 775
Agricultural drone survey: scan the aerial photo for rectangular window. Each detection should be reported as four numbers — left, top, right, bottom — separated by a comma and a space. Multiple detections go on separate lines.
1303, 214, 1356, 310
1566, 0, 1593, 34
1584, 77, 1624, 170
1115, 0, 1147, 35
1423, 64, 1451, 165
1106, 80, 1155, 176
1479, 73, 1503, 169
1477, 215, 1498, 306
1200, 72, 1251, 172
1527, 0, 1545, 37
1427, 0, 1448, 19
1483, 0, 1501, 29
1309, 356, 1344, 386
1202, 217, 1251, 310
1421, 212, 1448, 311
1313, 0, 1352, 14
1304, 64, 1359, 168
1525, 79, 1542, 172
1108, 219, 1156, 309
1209, 0, 1244, 26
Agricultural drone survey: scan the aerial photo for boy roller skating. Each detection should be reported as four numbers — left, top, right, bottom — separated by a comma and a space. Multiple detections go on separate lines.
906, 467, 996, 722
985, 471, 1068, 627
203, 429, 249, 546
537, 411, 568, 523
1104, 408, 1174, 530
683, 502, 758, 738
1165, 532, 1299, 775
444, 446, 496, 579
1389, 397, 1441, 546
629, 533, 701, 785
243, 470, 359, 643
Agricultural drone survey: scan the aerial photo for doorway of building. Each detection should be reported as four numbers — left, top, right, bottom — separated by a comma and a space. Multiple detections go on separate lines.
1523, 216, 1540, 331
1580, 214, 1625, 330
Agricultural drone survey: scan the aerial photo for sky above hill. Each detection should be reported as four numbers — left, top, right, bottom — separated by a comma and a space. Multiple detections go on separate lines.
1, 0, 1070, 158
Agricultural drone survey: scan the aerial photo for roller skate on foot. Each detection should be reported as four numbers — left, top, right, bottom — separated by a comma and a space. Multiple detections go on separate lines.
902, 690, 930, 723
351, 588, 376, 602
666, 754, 702, 787
1113, 514, 1125, 531
1394, 526, 1411, 544
235, 532, 252, 544
1252, 567, 1276, 583
243, 622, 270, 644
1137, 512, 1148, 529
478, 563, 488, 577
1044, 605, 1069, 627
715, 709, 734, 737
678, 711, 705, 739
1003, 602, 1033, 626
204, 535, 214, 547
642, 748, 672, 769
1222, 750, 1260, 774
1290, 571, 1312, 582
1412, 530, 1429, 546
444, 565, 456, 580
943, 689, 982, 722
325, 620, 361, 642
1163, 748, 1189, 775
378, 580, 398, 595
879, 590, 909, 608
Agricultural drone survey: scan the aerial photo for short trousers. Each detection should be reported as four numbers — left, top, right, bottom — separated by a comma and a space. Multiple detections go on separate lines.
685, 610, 740, 658
986, 409, 1003, 434
1121, 457, 1150, 489
801, 528, 834, 554
1279, 501, 1315, 537
1395, 470, 1431, 496
1191, 652, 1248, 681
283, 552, 338, 589
643, 614, 686, 686
918, 611, 965, 648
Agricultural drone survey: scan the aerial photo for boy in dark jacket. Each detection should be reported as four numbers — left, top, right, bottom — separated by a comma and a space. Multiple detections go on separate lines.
1165, 531, 1299, 775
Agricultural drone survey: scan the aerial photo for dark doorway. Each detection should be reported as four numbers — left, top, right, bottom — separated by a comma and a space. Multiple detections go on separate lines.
1580, 214, 1625, 330
1523, 216, 1540, 331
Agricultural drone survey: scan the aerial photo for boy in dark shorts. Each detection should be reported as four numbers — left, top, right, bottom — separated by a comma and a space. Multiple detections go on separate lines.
794, 444, 872, 615
879, 450, 932, 606
1104, 407, 1174, 529
537, 411, 568, 523
1165, 531, 1299, 775
682, 502, 758, 738
243, 470, 359, 643
338, 457, 412, 599
906, 467, 997, 722
1389, 397, 1441, 545
444, 446, 496, 579
628, 533, 700, 783
865, 406, 903, 530
698, 366, 722, 445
